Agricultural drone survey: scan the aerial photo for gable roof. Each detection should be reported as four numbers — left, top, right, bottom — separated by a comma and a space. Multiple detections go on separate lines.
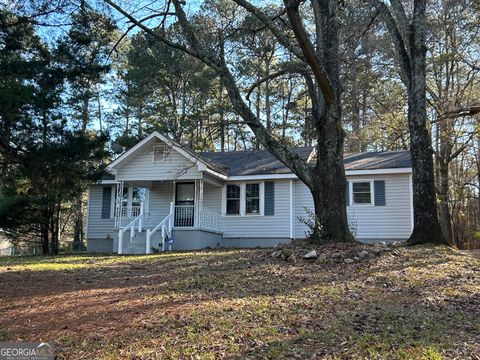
199, 147, 313, 176
107, 131, 411, 178
199, 148, 411, 176
107, 131, 217, 174
344, 150, 411, 171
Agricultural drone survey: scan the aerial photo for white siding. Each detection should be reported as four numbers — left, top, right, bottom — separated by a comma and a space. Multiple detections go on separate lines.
87, 182, 177, 239
147, 182, 175, 225
293, 180, 314, 239
204, 180, 291, 238
115, 139, 202, 181
294, 174, 413, 240
86, 185, 115, 239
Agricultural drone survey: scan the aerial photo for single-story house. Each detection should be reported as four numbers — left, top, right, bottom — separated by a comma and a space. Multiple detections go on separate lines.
86, 131, 413, 254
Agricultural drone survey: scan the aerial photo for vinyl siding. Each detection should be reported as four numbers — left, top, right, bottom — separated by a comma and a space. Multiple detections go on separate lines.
204, 180, 291, 238
87, 182, 177, 240
115, 138, 202, 181
146, 182, 175, 227
293, 180, 314, 239
294, 174, 412, 240
86, 185, 116, 240
88, 173, 412, 245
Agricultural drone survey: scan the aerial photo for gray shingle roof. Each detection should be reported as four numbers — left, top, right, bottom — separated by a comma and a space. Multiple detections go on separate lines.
199, 147, 313, 176
344, 150, 411, 171
199, 148, 411, 176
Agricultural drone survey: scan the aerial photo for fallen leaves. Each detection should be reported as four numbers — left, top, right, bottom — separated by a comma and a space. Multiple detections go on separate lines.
0, 244, 478, 359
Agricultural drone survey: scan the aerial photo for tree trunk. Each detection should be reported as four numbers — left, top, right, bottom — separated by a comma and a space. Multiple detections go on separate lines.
41, 224, 49, 255
405, 0, 446, 245
437, 158, 453, 245
265, 57, 272, 134
477, 137, 480, 223
219, 80, 225, 151
72, 196, 84, 251
310, 104, 350, 242
255, 84, 261, 149
406, 83, 446, 245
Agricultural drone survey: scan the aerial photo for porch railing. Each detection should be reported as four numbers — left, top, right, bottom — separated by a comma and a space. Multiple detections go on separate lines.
116, 205, 142, 228
146, 202, 174, 253
197, 207, 221, 233
118, 203, 144, 254
174, 205, 195, 227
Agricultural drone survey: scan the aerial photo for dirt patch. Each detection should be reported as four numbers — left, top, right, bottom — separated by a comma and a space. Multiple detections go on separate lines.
0, 245, 479, 359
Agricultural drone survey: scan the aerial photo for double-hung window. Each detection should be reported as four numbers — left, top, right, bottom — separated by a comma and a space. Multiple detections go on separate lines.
352, 182, 372, 205
226, 184, 241, 215
224, 182, 263, 216
245, 183, 260, 214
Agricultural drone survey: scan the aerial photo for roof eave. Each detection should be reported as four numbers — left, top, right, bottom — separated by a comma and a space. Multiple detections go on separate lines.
106, 131, 225, 175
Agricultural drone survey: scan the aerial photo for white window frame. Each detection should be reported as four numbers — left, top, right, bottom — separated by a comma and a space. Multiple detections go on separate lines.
222, 181, 265, 216
110, 186, 150, 218
350, 179, 374, 206
225, 183, 241, 216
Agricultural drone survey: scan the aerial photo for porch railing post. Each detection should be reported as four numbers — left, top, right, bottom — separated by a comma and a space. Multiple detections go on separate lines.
161, 226, 165, 252
146, 229, 151, 254
118, 231, 123, 254
169, 201, 174, 231
139, 202, 144, 232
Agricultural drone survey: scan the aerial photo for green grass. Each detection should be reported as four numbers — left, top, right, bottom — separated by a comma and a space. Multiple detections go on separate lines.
0, 245, 478, 359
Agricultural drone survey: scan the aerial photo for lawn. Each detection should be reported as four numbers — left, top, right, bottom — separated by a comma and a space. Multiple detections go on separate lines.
0, 244, 479, 359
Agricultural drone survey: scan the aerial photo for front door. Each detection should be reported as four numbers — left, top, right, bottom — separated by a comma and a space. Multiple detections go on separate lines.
175, 183, 195, 227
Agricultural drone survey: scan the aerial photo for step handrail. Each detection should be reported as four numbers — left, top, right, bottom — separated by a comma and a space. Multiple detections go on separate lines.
118, 203, 144, 255
146, 202, 174, 253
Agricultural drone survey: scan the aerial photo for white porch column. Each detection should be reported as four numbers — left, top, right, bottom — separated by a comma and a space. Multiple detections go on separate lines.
195, 179, 204, 228
114, 181, 124, 228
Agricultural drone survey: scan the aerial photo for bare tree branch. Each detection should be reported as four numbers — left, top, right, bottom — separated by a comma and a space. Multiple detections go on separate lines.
105, 0, 222, 71
245, 63, 309, 100
390, 0, 411, 52
169, 0, 313, 182
283, 0, 334, 104
372, 0, 411, 86
231, 0, 304, 60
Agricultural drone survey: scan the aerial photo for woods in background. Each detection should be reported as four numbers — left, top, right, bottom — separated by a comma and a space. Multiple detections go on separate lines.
0, 0, 479, 251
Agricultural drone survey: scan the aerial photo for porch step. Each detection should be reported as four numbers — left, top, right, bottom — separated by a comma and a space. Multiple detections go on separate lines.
123, 245, 147, 255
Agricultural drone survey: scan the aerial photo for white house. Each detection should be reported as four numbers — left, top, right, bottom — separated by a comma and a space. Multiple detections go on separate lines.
85, 131, 413, 254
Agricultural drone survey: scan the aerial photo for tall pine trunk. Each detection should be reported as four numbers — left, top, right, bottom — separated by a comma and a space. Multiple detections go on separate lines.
406, 13, 446, 244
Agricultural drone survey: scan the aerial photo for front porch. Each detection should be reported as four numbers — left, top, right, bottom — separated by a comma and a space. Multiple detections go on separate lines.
112, 179, 222, 254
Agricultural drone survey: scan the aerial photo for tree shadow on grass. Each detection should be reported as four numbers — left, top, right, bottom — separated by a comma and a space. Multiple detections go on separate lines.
0, 246, 478, 358
229, 292, 480, 359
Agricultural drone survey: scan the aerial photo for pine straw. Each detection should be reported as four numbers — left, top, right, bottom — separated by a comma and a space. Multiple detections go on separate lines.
0, 244, 479, 359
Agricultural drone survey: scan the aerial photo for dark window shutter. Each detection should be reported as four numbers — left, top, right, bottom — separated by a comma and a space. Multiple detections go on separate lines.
374, 180, 386, 206
264, 181, 274, 215
102, 186, 112, 218
345, 181, 350, 206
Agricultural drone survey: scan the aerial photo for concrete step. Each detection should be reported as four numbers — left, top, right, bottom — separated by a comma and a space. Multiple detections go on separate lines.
123, 246, 147, 255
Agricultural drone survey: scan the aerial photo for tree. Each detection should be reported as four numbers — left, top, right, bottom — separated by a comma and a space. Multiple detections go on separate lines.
107, 0, 353, 242
0, 8, 109, 254
56, 5, 117, 250
373, 0, 447, 245
427, 0, 480, 245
